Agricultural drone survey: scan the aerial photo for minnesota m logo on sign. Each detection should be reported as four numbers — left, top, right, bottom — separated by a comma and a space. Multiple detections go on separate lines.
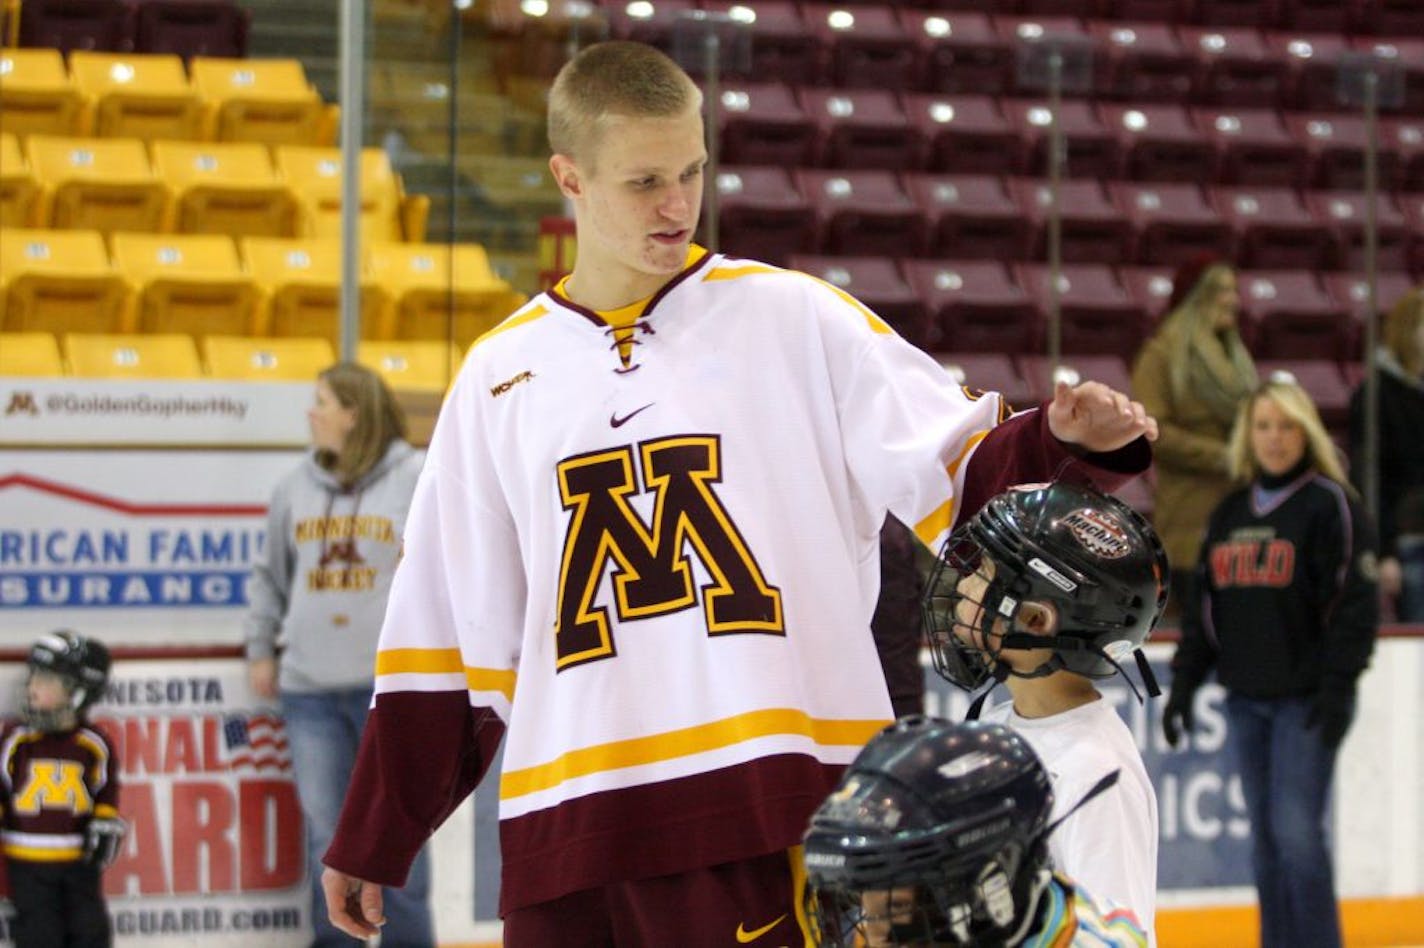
554, 435, 784, 670
4, 391, 39, 417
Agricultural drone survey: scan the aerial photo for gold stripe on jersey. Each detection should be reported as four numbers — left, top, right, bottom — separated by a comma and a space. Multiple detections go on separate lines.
472, 303, 550, 350
4, 842, 83, 861
703, 263, 893, 336
375, 648, 517, 703
788, 845, 816, 948
702, 263, 782, 281
912, 427, 993, 547
499, 708, 887, 801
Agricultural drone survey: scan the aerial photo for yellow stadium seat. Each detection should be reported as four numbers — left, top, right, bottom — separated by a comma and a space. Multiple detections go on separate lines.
0, 48, 83, 139
26, 134, 167, 233
356, 339, 461, 392
365, 242, 525, 347
189, 57, 328, 147
69, 51, 204, 142
109, 232, 260, 338
150, 140, 298, 237
0, 131, 40, 227
240, 236, 383, 349
274, 145, 429, 243
0, 331, 64, 376
65, 332, 202, 378
0, 227, 131, 334
202, 334, 334, 381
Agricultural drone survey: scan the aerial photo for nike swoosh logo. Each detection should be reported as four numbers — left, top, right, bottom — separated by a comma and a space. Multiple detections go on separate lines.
735, 914, 787, 943
609, 403, 654, 428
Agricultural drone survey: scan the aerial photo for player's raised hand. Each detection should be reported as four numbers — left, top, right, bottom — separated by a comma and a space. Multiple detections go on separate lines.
322, 867, 385, 941
1047, 380, 1158, 453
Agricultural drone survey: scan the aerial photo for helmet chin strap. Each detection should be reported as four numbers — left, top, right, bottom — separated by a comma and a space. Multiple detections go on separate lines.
966, 631, 1159, 721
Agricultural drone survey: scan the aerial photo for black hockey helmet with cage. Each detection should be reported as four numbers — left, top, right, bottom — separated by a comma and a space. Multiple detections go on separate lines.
26, 630, 111, 713
922, 481, 1169, 691
802, 717, 1055, 947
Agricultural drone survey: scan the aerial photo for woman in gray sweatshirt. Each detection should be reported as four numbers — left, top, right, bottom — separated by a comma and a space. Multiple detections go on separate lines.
244, 362, 433, 947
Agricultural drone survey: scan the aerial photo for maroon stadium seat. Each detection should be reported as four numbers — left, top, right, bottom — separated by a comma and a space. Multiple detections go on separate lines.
1100, 102, 1218, 183
1195, 0, 1281, 28
794, 168, 929, 256
1210, 185, 1333, 270
1090, 20, 1197, 104
789, 254, 930, 348
900, 9, 1012, 96
702, 1, 821, 85
1018, 353, 1134, 404
1266, 30, 1350, 111
905, 172, 1034, 261
605, 0, 698, 52
1256, 359, 1351, 430
1353, 36, 1424, 117
1385, 116, 1424, 193
1007, 176, 1134, 265
1110, 181, 1234, 266
1370, 0, 1424, 37
1238, 269, 1353, 359
132, 0, 249, 58
715, 82, 818, 167
936, 352, 1037, 412
1304, 190, 1412, 273
903, 93, 1025, 175
1277, 0, 1359, 32
1179, 25, 1291, 109
1283, 112, 1403, 191
1403, 193, 1424, 277
801, 4, 918, 91
18, 0, 132, 53
902, 259, 1043, 355
1193, 105, 1309, 186
1014, 263, 1151, 361
797, 86, 924, 171
1001, 97, 1122, 179
1102, 0, 1192, 21
1322, 271, 1416, 349
713, 165, 818, 267
1118, 264, 1178, 323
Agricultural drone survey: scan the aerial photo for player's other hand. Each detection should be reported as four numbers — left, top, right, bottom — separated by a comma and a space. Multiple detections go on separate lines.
1047, 380, 1158, 453
322, 867, 385, 940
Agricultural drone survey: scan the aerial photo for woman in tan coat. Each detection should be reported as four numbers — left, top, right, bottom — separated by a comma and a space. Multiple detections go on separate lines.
1132, 256, 1258, 614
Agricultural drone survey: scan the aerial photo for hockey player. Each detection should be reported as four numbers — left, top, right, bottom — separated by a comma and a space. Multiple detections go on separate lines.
921, 481, 1168, 940
802, 717, 1148, 947
321, 40, 1160, 946
0, 631, 124, 948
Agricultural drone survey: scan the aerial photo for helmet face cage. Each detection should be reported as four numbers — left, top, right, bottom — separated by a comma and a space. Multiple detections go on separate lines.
24, 631, 111, 730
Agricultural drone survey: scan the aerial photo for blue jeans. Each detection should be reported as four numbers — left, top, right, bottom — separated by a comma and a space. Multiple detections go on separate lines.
1225, 693, 1342, 948
281, 688, 435, 948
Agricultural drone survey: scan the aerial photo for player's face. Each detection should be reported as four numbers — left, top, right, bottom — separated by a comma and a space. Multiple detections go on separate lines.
308, 379, 356, 453
859, 887, 922, 948
1249, 395, 1307, 476
26, 669, 70, 712
952, 559, 996, 649
562, 107, 707, 299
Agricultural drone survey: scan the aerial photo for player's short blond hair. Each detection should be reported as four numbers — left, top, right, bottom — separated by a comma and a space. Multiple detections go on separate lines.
548, 40, 702, 169
1227, 376, 1351, 489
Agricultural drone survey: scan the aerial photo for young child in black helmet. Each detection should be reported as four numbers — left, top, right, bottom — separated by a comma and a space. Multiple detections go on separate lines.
802, 717, 1148, 947
921, 481, 1169, 944
0, 631, 124, 948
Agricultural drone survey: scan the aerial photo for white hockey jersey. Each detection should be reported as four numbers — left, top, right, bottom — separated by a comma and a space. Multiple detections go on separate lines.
325, 249, 1149, 913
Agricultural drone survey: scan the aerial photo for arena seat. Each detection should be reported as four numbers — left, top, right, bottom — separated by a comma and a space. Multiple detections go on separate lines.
202, 334, 334, 381
1397, 193, 1424, 276
1266, 30, 1350, 112
902, 93, 1024, 176
64, 332, 203, 378
1284, 112, 1402, 191
901, 259, 1042, 355
26, 134, 167, 233
1196, 0, 1280, 28
0, 132, 40, 227
274, 145, 429, 243
109, 231, 260, 338
1277, 0, 1356, 32
802, 3, 918, 91
0, 47, 85, 139
1090, 20, 1197, 104
150, 139, 299, 237
1305, 190, 1412, 273
1255, 358, 1351, 430
715, 82, 818, 168
1103, 0, 1191, 21
0, 331, 64, 376
0, 227, 130, 334
713, 165, 818, 267
1014, 263, 1150, 361
1370, 0, 1424, 37
603, 0, 695, 51
240, 236, 384, 348
936, 352, 1036, 412
903, 172, 1033, 261
1210, 184, 1333, 270
900, 9, 1012, 97
1007, 177, 1133, 265
1193, 105, 1308, 186
68, 50, 204, 141
1018, 353, 1133, 405
1101, 102, 1218, 183
788, 254, 930, 349
133, 0, 250, 59
1356, 36, 1424, 117
700, 1, 820, 86
1109, 180, 1234, 266
797, 86, 922, 171
1237, 268, 1353, 359
1001, 97, 1121, 180
188, 56, 329, 146
1179, 25, 1290, 109
1387, 117, 1424, 193
16, 0, 132, 54
1117, 263, 1177, 322
365, 242, 524, 348
1322, 271, 1415, 356
357, 339, 463, 392
457, 153, 564, 218
794, 168, 929, 257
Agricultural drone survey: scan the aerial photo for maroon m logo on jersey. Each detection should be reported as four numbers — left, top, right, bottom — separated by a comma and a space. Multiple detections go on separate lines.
553, 435, 784, 671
